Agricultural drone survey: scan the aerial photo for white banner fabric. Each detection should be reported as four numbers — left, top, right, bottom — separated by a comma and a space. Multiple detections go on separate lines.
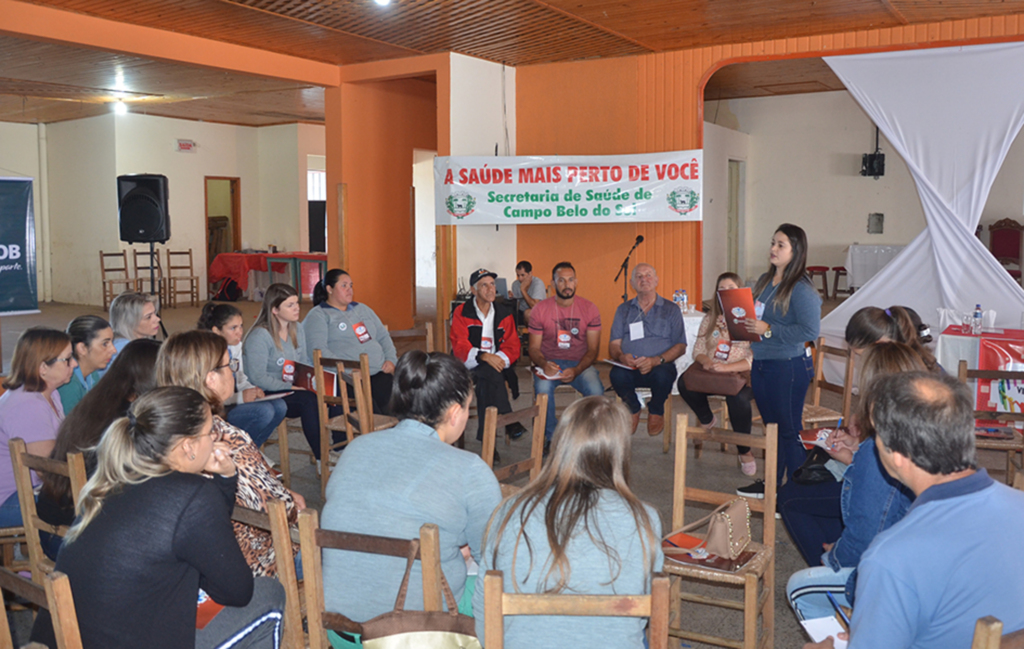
433, 152, 703, 225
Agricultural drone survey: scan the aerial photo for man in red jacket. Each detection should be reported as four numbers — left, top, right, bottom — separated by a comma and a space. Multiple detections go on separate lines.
450, 268, 522, 442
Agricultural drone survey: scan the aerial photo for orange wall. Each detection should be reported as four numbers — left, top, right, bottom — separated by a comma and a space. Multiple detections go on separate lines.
337, 77, 437, 328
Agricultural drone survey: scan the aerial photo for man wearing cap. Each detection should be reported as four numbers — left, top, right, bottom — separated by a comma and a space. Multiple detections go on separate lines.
450, 268, 522, 442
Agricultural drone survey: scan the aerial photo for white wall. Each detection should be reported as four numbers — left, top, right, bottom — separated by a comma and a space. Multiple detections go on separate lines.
702, 122, 750, 295
450, 53, 519, 284
258, 124, 300, 253
412, 148, 436, 287
0, 122, 45, 297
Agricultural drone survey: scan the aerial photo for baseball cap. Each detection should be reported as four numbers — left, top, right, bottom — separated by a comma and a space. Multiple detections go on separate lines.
470, 268, 498, 288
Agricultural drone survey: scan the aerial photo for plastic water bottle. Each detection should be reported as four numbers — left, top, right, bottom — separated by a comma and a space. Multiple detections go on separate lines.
673, 290, 684, 307
973, 304, 983, 335
681, 290, 689, 313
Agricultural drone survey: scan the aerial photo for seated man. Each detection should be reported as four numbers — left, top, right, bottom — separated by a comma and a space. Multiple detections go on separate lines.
607, 263, 687, 436
450, 268, 522, 442
528, 261, 604, 441
804, 371, 1024, 649
510, 260, 547, 326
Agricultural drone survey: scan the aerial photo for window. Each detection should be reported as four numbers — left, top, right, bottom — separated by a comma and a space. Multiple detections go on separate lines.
307, 170, 326, 201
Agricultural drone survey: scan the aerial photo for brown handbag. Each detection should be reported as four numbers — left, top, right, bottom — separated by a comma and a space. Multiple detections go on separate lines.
681, 363, 748, 396
664, 498, 752, 560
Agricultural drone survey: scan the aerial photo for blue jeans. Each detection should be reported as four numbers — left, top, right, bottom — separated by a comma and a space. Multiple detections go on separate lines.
750, 354, 814, 484
0, 491, 21, 528
778, 477, 844, 566
533, 360, 605, 439
609, 363, 678, 416
226, 399, 289, 448
787, 565, 854, 621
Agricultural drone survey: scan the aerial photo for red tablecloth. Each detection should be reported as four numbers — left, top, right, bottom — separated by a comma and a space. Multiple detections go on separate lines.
209, 252, 327, 293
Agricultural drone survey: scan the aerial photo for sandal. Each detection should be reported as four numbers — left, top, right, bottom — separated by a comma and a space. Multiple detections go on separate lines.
739, 455, 757, 476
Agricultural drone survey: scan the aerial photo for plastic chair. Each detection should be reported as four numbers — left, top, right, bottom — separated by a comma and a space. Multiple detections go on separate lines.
165, 249, 200, 308
988, 218, 1024, 284
957, 360, 1024, 484
665, 416, 778, 649
0, 568, 82, 649
481, 394, 547, 495
99, 250, 136, 311
804, 338, 854, 428
482, 570, 670, 649
805, 266, 830, 300
298, 509, 443, 649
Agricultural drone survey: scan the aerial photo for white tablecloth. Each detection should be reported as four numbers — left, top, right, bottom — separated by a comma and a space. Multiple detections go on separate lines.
845, 244, 906, 289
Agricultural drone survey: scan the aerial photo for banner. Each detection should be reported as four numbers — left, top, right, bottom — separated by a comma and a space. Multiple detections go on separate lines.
434, 151, 702, 225
0, 178, 38, 315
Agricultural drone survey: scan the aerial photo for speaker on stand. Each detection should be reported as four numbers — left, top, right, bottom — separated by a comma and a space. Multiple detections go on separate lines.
118, 174, 171, 339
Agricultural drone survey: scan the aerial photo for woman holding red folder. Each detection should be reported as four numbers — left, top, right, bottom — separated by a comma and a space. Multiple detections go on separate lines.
737, 224, 822, 498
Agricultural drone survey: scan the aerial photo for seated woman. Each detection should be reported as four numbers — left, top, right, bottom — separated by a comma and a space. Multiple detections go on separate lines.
0, 327, 75, 527
56, 315, 115, 413
243, 283, 340, 460
785, 342, 921, 621
29, 387, 285, 649
321, 351, 501, 639
473, 396, 663, 648
676, 272, 756, 476
303, 269, 398, 414
109, 291, 161, 355
845, 305, 939, 371
158, 330, 303, 577
38, 338, 162, 535
198, 302, 287, 448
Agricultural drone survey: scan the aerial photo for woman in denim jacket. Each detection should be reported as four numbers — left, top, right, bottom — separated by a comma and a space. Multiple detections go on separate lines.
785, 343, 920, 621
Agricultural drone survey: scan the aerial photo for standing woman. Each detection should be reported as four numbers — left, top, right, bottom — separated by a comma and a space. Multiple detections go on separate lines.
303, 269, 397, 414
198, 302, 287, 447
56, 315, 115, 413
473, 396, 663, 648
0, 327, 75, 527
740, 224, 821, 496
244, 283, 339, 459
29, 387, 285, 649
109, 291, 161, 355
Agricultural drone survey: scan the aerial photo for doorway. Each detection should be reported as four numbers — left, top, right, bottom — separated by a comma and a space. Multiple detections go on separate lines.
205, 177, 240, 278
412, 149, 437, 319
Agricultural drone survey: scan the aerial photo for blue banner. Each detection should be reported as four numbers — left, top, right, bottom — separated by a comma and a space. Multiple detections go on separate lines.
0, 179, 38, 314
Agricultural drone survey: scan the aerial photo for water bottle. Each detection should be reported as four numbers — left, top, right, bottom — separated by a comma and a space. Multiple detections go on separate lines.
673, 289, 683, 306
681, 290, 689, 313
973, 304, 983, 335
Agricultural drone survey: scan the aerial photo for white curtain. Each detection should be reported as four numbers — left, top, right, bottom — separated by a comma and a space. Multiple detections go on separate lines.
820, 43, 1024, 362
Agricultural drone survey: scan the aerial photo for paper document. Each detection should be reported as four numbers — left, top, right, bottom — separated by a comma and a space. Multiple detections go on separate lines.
800, 617, 848, 648
600, 358, 633, 370
252, 392, 291, 403
533, 366, 563, 380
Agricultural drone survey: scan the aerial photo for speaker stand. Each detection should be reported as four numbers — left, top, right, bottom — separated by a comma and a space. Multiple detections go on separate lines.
145, 241, 170, 340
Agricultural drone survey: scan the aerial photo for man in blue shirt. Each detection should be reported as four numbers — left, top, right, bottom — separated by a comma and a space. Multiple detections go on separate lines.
607, 263, 687, 436
804, 371, 1024, 649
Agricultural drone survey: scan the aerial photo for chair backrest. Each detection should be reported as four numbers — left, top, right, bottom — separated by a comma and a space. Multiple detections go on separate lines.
482, 569, 669, 649
973, 615, 1024, 649
989, 218, 1024, 266
10, 439, 88, 586
99, 250, 131, 280
672, 416, 778, 548
0, 568, 82, 649
811, 337, 854, 422
957, 360, 1024, 424
166, 249, 196, 276
132, 248, 163, 277
389, 321, 435, 354
298, 508, 443, 649
313, 348, 372, 441
482, 394, 547, 484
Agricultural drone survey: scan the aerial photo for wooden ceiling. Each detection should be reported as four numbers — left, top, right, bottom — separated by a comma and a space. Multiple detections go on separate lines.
3, 0, 1024, 125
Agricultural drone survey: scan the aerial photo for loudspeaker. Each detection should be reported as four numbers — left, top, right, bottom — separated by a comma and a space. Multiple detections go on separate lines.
118, 174, 170, 243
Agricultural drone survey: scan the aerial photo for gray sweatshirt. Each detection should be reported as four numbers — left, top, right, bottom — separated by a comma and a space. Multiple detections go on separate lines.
241, 325, 308, 392
302, 302, 397, 375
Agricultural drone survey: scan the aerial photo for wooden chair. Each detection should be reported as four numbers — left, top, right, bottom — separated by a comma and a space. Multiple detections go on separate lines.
483, 570, 670, 649
233, 502, 305, 649
481, 394, 547, 495
972, 615, 1024, 649
298, 509, 443, 649
957, 360, 1024, 484
805, 266, 830, 300
804, 338, 854, 428
988, 218, 1024, 284
665, 416, 778, 649
389, 321, 435, 354
99, 250, 136, 311
0, 568, 82, 649
165, 249, 200, 308
832, 265, 852, 297
261, 418, 311, 489
132, 248, 167, 307
10, 439, 87, 586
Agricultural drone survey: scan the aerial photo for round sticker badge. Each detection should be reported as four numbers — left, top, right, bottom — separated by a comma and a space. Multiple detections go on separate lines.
731, 306, 746, 318
276, 358, 285, 366
339, 322, 348, 331
571, 327, 579, 335
712, 329, 720, 339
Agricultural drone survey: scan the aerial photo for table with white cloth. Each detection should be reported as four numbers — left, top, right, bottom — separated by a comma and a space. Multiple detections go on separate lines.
845, 244, 906, 289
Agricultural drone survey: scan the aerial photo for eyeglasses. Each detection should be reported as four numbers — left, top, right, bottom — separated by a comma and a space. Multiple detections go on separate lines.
46, 356, 74, 366
213, 363, 232, 373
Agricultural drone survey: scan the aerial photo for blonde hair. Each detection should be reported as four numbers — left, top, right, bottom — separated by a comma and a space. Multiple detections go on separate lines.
109, 291, 157, 340
485, 397, 659, 593
246, 283, 299, 351
855, 341, 927, 441
155, 330, 228, 414
66, 387, 211, 543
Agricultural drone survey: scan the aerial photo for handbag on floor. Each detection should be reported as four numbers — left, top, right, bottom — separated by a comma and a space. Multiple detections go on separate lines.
664, 498, 751, 560
792, 447, 835, 485
681, 364, 748, 396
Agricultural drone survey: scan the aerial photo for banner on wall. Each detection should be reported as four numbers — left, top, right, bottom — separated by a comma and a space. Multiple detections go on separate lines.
434, 151, 702, 226
0, 178, 38, 315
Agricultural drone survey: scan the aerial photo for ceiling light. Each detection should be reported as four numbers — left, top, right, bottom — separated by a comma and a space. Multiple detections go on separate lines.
373, 0, 390, 6
113, 101, 128, 115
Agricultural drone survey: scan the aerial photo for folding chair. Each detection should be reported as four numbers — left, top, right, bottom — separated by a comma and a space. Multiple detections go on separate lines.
10, 439, 87, 585
804, 337, 854, 428
99, 250, 136, 311
972, 615, 1024, 649
665, 416, 778, 649
482, 570, 670, 649
958, 360, 1024, 484
298, 509, 443, 649
165, 249, 200, 308
0, 568, 82, 649
481, 394, 547, 496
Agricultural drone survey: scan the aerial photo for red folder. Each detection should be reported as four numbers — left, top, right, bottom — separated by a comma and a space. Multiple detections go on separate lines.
717, 287, 760, 342
284, 360, 338, 396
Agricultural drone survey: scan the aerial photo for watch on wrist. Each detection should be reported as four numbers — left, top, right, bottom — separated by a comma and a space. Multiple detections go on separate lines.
763, 325, 772, 339
659, 355, 666, 365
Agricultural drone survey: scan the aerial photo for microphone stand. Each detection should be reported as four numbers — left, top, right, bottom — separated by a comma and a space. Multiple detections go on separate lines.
614, 238, 643, 303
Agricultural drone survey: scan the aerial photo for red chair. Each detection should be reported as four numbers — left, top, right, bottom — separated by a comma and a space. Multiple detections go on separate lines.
806, 266, 830, 300
989, 218, 1023, 284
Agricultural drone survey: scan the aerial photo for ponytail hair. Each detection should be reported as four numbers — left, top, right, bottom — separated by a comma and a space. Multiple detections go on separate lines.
312, 268, 349, 307
66, 387, 211, 543
888, 306, 938, 372
196, 302, 242, 331
66, 315, 111, 358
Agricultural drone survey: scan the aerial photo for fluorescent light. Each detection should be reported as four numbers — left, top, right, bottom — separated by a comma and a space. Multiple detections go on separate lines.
113, 101, 128, 115
374, 0, 390, 6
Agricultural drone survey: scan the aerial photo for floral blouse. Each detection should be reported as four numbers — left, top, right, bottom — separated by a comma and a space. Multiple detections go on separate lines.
692, 314, 753, 367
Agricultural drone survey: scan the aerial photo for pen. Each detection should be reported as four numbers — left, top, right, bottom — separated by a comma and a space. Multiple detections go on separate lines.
827, 591, 851, 628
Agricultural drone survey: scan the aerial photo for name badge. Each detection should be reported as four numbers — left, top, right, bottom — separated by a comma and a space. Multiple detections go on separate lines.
557, 330, 571, 349
714, 340, 732, 362
353, 322, 371, 343
754, 300, 766, 320
629, 321, 645, 341
481, 337, 493, 351
282, 359, 295, 383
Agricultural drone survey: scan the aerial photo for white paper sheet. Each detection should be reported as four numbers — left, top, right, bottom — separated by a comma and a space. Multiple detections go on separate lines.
801, 617, 848, 648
